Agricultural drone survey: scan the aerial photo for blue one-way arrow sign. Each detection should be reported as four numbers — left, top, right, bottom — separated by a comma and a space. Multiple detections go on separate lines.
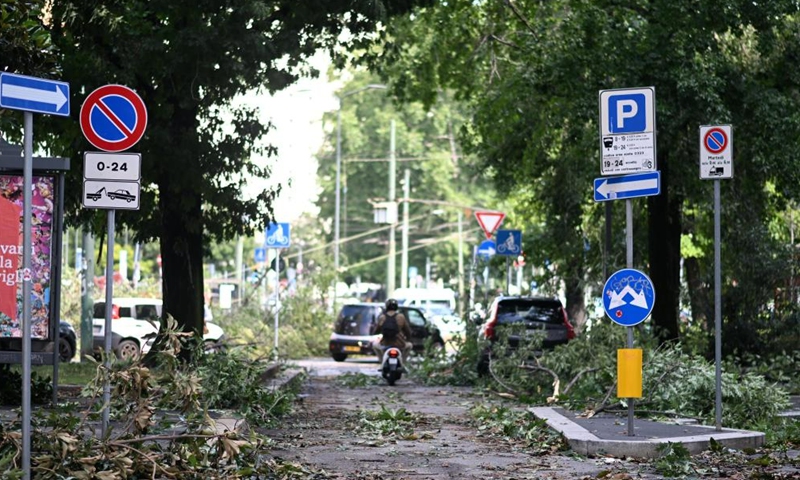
0, 72, 70, 116
594, 171, 660, 202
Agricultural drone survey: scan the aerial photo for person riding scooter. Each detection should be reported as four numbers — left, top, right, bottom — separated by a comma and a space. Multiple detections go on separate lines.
372, 298, 413, 362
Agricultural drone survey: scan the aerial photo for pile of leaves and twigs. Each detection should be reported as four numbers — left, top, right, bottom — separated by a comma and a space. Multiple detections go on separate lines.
651, 436, 800, 479
471, 322, 790, 430
335, 372, 383, 388
348, 404, 436, 445
0, 316, 314, 479
469, 404, 568, 455
412, 318, 794, 428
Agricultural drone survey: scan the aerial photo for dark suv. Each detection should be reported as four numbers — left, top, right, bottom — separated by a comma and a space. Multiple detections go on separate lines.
329, 303, 444, 362
477, 296, 575, 373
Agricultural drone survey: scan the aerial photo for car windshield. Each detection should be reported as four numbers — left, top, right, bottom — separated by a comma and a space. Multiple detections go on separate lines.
496, 299, 562, 325
425, 305, 453, 316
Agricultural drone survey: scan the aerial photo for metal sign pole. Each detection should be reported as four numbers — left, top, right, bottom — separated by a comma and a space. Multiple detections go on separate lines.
22, 111, 33, 479
625, 198, 635, 436
274, 249, 280, 351
714, 180, 722, 430
505, 256, 510, 293
102, 210, 115, 437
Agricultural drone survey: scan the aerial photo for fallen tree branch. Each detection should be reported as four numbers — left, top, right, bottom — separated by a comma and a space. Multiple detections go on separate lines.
519, 363, 560, 401
488, 355, 519, 397
563, 368, 599, 395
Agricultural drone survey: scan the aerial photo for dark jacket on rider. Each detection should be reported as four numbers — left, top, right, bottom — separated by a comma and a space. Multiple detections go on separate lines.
373, 309, 413, 350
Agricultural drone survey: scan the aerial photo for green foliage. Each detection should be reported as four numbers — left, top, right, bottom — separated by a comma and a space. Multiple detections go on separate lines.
644, 344, 790, 430
352, 404, 422, 440
470, 404, 567, 455
0, 366, 51, 405
410, 323, 481, 386
212, 268, 334, 360
655, 442, 696, 477
336, 372, 382, 388
763, 418, 800, 450
317, 71, 497, 285
192, 346, 297, 427
460, 321, 789, 429
367, 0, 800, 346
729, 349, 800, 395
0, 0, 58, 140
0, 315, 303, 478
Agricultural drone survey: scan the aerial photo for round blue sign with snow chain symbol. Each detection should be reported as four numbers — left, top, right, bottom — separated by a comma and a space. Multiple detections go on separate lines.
602, 268, 656, 327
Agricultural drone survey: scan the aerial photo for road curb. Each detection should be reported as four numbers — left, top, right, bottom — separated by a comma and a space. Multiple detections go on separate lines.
530, 407, 765, 459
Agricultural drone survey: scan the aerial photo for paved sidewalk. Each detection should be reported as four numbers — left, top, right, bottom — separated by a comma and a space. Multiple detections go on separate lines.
531, 407, 765, 459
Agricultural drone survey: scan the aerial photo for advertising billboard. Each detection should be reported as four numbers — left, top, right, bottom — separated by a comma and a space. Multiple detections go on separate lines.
0, 175, 54, 340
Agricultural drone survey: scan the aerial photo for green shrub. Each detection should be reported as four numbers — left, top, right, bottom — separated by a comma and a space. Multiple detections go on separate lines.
193, 346, 296, 426
642, 344, 790, 429
0, 366, 52, 405
211, 277, 332, 360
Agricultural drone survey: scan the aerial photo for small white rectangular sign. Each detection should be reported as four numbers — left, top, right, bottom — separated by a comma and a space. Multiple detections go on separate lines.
84, 152, 141, 181
699, 125, 733, 179
82, 180, 141, 210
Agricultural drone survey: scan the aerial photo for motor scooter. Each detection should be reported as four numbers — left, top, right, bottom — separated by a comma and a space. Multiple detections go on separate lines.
380, 346, 404, 386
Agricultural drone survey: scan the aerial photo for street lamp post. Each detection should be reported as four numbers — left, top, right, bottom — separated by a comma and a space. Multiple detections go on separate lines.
335, 84, 387, 274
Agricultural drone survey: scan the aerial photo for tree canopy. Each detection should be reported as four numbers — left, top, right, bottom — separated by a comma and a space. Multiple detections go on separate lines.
0, 0, 432, 338
360, 0, 800, 348
316, 71, 499, 292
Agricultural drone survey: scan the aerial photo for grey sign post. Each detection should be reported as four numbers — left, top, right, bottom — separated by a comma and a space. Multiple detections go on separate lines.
265, 222, 291, 351
81, 152, 142, 436
599, 86, 657, 437
700, 125, 733, 431
0, 72, 70, 480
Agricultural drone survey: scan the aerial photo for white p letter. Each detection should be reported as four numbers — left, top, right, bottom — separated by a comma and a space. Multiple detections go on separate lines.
616, 99, 638, 129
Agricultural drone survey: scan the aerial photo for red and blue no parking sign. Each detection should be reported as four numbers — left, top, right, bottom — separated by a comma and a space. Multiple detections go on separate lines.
80, 84, 147, 152
703, 127, 728, 154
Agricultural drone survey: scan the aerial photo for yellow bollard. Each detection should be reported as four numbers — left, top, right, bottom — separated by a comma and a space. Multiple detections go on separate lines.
617, 348, 642, 398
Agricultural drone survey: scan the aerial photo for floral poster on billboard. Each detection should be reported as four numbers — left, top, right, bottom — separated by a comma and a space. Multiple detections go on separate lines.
0, 175, 54, 340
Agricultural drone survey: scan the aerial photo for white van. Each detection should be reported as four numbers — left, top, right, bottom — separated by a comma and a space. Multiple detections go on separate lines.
392, 288, 463, 337
93, 297, 225, 360
392, 288, 457, 313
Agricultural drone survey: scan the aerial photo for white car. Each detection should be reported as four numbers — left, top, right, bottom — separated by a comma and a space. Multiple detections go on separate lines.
93, 297, 225, 360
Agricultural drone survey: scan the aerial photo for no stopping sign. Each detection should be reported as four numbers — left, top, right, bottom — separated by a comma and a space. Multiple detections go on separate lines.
80, 85, 147, 152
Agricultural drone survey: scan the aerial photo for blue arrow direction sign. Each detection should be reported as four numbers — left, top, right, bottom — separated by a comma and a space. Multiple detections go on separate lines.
0, 72, 70, 116
602, 268, 655, 327
594, 171, 660, 202
477, 239, 496, 260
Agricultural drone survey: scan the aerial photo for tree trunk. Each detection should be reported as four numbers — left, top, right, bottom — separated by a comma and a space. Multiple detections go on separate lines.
683, 256, 710, 330
647, 161, 681, 343
564, 260, 587, 332
159, 183, 204, 339
156, 99, 205, 348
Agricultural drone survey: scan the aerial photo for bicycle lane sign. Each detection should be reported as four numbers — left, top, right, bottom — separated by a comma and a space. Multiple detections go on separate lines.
495, 230, 521, 256
265, 222, 291, 249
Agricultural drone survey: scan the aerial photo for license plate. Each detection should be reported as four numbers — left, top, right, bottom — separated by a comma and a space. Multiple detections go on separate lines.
343, 346, 360, 353
388, 358, 398, 365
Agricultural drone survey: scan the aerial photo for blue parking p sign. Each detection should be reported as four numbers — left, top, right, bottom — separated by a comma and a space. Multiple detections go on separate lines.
599, 87, 656, 176
607, 93, 646, 133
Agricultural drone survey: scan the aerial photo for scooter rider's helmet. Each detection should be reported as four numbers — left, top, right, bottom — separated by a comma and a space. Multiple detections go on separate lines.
385, 298, 399, 311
